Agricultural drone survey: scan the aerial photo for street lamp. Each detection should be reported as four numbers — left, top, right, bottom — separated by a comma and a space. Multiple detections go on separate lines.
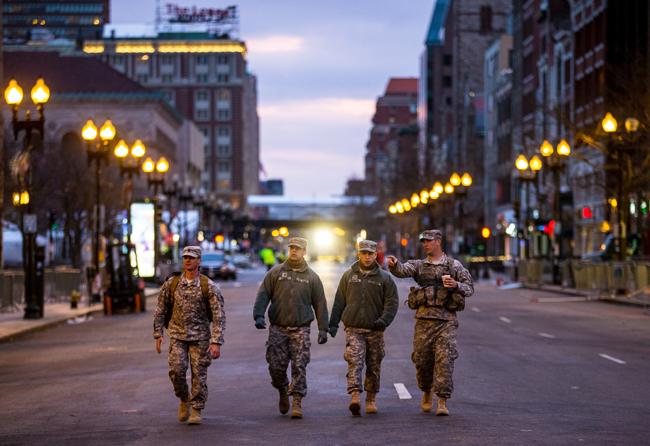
514, 154, 542, 259
82, 118, 116, 303
143, 156, 170, 275
600, 111, 639, 260
4, 77, 50, 319
114, 139, 146, 242
539, 139, 571, 283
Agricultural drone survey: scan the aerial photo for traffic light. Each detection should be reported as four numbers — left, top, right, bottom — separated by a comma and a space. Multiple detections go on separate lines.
481, 227, 491, 239
214, 234, 225, 243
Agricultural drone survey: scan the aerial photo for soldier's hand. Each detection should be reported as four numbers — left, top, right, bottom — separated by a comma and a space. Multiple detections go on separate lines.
208, 343, 221, 359
328, 326, 338, 338
155, 337, 163, 354
254, 317, 267, 329
386, 255, 397, 267
372, 319, 387, 332
318, 330, 328, 344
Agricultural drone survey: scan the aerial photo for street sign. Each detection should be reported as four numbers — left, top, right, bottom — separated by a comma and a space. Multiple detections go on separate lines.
23, 214, 37, 234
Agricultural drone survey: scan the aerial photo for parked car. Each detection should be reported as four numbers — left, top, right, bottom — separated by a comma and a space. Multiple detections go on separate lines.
231, 253, 253, 269
200, 250, 237, 280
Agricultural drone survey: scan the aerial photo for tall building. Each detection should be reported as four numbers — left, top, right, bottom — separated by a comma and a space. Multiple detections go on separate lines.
420, 0, 510, 252
84, 30, 260, 210
3, 0, 109, 43
364, 77, 418, 203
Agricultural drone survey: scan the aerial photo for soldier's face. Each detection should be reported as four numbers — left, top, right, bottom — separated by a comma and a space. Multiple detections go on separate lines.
358, 250, 377, 268
421, 239, 441, 255
288, 246, 305, 261
183, 255, 200, 272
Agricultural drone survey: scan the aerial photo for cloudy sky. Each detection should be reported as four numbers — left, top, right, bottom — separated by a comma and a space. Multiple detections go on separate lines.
111, 0, 435, 197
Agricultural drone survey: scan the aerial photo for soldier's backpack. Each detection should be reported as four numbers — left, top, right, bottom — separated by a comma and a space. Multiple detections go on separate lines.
163, 273, 213, 328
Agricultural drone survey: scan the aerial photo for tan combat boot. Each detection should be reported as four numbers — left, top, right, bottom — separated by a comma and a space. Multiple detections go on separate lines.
187, 408, 202, 425
291, 395, 303, 419
278, 386, 290, 415
436, 397, 449, 416
177, 400, 190, 423
421, 391, 433, 413
365, 392, 377, 414
349, 391, 361, 416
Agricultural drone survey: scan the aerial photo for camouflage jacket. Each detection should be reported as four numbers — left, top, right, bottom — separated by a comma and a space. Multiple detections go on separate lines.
153, 274, 226, 344
389, 254, 474, 321
253, 261, 329, 332
329, 261, 399, 330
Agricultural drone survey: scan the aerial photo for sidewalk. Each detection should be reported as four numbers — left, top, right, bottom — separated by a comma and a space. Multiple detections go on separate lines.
0, 288, 159, 343
517, 282, 650, 307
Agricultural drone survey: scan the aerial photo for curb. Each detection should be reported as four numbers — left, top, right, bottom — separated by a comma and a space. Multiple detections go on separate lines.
0, 306, 105, 344
522, 284, 650, 308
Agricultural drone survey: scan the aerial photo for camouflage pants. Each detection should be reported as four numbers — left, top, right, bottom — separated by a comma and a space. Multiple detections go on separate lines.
412, 319, 459, 398
344, 327, 385, 394
168, 338, 212, 410
266, 325, 311, 397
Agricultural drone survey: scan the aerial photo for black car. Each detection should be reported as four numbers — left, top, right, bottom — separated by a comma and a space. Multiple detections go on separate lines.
200, 251, 237, 280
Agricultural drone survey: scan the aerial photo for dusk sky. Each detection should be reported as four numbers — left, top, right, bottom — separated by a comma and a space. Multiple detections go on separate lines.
110, 0, 435, 197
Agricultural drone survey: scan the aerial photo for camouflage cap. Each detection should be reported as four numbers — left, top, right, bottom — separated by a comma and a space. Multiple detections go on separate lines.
419, 229, 443, 241
182, 246, 202, 258
288, 237, 307, 249
357, 240, 377, 253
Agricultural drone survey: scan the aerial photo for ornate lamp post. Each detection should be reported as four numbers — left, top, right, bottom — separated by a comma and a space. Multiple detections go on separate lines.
81, 118, 116, 303
114, 138, 146, 242
143, 156, 170, 276
4, 77, 50, 319
514, 154, 542, 259
600, 112, 639, 260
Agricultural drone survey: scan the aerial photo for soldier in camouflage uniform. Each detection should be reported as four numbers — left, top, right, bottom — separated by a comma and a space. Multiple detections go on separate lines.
329, 240, 399, 416
387, 229, 473, 416
253, 237, 329, 419
153, 246, 226, 425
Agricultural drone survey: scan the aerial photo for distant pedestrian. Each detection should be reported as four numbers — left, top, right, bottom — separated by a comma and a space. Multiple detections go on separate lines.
153, 246, 226, 425
260, 245, 276, 271
253, 237, 329, 419
387, 229, 473, 416
329, 240, 398, 416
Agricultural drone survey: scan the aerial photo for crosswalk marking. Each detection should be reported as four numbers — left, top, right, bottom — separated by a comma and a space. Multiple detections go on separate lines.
394, 383, 412, 400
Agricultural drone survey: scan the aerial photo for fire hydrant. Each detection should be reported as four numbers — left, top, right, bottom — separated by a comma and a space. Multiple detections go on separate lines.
70, 290, 80, 309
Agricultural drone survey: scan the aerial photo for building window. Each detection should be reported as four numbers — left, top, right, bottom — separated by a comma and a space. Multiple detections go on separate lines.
161, 74, 173, 83
217, 144, 232, 157
443, 54, 452, 66
443, 76, 452, 87
195, 109, 209, 121
195, 90, 209, 102
161, 89, 175, 106
217, 54, 230, 65
199, 126, 211, 157
196, 55, 208, 65
136, 74, 149, 84
217, 74, 230, 83
218, 160, 231, 173
216, 126, 231, 138
161, 54, 174, 65
197, 74, 208, 83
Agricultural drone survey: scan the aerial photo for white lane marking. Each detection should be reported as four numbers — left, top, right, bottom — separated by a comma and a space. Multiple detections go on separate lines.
393, 383, 412, 400
499, 316, 512, 324
538, 332, 555, 339
233, 282, 242, 288
471, 307, 481, 313
599, 353, 626, 365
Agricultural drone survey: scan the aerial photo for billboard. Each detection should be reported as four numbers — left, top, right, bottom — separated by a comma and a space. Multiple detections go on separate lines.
131, 202, 156, 278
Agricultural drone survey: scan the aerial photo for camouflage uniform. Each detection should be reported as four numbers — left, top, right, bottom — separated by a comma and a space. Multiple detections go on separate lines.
329, 253, 398, 395
266, 325, 311, 396
153, 274, 226, 410
253, 251, 328, 397
390, 252, 473, 399
344, 328, 385, 394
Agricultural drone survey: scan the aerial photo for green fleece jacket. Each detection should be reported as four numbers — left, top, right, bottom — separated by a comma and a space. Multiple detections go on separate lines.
253, 260, 329, 331
329, 261, 399, 331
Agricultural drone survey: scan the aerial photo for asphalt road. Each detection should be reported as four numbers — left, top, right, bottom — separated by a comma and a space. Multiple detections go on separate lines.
1, 262, 649, 445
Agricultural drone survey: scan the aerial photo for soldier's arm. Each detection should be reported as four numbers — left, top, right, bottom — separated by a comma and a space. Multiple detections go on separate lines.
311, 274, 329, 332
253, 270, 274, 322
389, 259, 419, 278
379, 276, 399, 327
208, 282, 226, 345
452, 260, 475, 297
153, 279, 172, 338
328, 272, 348, 331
